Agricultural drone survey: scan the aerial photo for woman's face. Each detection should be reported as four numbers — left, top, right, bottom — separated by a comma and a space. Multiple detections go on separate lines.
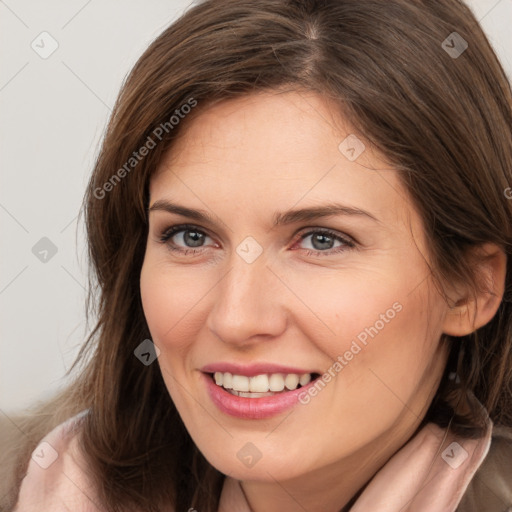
140, 90, 451, 482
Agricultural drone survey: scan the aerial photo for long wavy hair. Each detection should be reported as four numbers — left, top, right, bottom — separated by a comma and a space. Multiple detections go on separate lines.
6, 0, 512, 511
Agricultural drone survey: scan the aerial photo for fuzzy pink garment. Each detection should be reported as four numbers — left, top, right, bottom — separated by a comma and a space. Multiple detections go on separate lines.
15, 412, 491, 512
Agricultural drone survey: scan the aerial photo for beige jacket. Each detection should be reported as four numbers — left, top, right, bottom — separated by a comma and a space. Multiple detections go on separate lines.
456, 425, 512, 512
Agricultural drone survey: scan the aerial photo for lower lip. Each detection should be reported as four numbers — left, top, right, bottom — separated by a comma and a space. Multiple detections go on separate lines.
203, 373, 318, 420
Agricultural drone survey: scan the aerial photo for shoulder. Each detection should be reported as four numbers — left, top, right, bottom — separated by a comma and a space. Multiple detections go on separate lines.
13, 410, 103, 512
457, 425, 512, 512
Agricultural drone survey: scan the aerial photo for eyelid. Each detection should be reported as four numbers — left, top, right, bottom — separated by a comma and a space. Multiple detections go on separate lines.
294, 226, 356, 245
157, 224, 353, 242
159, 223, 215, 242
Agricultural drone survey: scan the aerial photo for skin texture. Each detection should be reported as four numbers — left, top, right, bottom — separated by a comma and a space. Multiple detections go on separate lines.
140, 90, 472, 512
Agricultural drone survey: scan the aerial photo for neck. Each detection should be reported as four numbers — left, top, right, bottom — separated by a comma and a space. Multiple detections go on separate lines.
239, 418, 424, 512
240, 460, 369, 512
241, 478, 363, 512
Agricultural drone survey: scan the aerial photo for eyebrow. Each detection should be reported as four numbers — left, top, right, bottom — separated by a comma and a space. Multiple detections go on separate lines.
148, 200, 379, 226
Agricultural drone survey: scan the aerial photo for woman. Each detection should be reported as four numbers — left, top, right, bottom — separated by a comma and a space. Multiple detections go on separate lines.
5, 0, 512, 510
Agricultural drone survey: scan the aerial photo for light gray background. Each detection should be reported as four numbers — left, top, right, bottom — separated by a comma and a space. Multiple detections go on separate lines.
1, 0, 511, 413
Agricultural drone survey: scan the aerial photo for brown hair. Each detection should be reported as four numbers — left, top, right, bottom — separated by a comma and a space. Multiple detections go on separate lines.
6, 0, 512, 511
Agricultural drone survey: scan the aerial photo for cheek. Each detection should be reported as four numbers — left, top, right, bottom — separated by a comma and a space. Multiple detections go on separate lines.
305, 265, 441, 357
296, 272, 445, 402
284, 271, 407, 359
140, 258, 210, 410
140, 258, 210, 356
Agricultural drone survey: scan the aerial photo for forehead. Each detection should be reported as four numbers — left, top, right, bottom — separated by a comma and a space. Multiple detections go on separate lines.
150, 90, 416, 230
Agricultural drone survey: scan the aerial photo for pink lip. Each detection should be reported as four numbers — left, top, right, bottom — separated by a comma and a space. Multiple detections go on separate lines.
201, 362, 316, 377
201, 371, 319, 420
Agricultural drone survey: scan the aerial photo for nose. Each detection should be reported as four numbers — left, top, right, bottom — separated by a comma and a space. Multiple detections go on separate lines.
206, 252, 288, 346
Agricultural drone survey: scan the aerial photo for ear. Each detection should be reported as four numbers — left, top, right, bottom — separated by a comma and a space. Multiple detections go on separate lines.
442, 243, 507, 337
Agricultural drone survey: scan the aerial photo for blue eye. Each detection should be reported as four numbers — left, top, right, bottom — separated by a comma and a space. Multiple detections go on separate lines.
296, 229, 355, 256
159, 224, 214, 253
158, 224, 355, 257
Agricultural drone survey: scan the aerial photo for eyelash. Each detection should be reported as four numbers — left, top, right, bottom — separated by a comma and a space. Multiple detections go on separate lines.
158, 223, 356, 257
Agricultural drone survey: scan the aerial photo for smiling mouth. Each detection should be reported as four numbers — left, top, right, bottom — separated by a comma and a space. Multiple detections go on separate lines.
209, 371, 321, 398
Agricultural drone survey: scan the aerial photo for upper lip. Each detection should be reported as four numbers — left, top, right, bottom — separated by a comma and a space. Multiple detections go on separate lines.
201, 362, 318, 377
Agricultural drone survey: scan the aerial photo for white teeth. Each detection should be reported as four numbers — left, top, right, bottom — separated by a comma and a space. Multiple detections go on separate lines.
223, 372, 233, 389
213, 372, 313, 393
269, 373, 285, 392
232, 374, 250, 392
299, 373, 311, 386
249, 374, 269, 392
285, 374, 300, 390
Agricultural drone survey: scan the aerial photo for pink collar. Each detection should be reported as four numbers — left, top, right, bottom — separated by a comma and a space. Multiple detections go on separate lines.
219, 420, 492, 512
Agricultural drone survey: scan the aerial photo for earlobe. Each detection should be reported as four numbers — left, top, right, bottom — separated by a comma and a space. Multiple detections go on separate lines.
442, 243, 507, 337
